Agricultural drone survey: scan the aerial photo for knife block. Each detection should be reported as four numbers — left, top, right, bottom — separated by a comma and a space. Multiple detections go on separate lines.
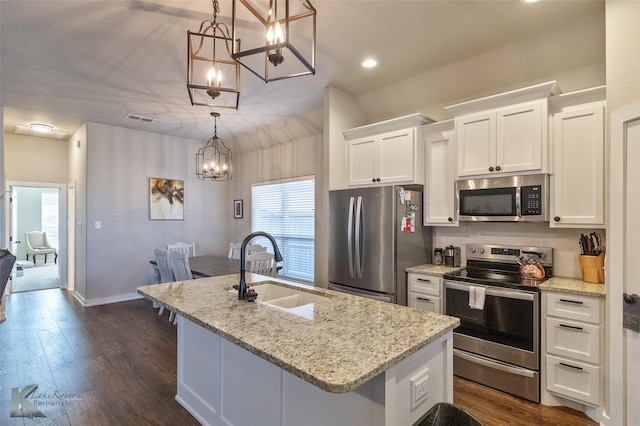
579, 251, 605, 283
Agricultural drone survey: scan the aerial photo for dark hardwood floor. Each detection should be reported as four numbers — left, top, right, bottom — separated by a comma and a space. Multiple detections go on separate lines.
0, 289, 597, 425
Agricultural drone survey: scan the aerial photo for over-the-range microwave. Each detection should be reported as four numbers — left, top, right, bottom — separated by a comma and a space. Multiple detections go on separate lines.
457, 174, 549, 222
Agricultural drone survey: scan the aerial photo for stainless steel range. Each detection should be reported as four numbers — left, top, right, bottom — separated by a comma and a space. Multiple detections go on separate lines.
443, 244, 553, 403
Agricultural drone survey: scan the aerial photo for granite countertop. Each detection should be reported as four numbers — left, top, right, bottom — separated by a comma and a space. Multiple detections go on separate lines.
137, 274, 459, 394
406, 264, 464, 276
539, 276, 606, 298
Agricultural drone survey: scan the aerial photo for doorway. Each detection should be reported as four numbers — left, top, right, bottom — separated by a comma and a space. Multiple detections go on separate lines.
7, 182, 67, 293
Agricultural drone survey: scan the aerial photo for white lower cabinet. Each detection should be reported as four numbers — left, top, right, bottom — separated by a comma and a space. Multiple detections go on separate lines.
408, 273, 442, 314
543, 292, 603, 408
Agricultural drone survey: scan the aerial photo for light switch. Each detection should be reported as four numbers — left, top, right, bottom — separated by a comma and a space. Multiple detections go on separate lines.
95, 221, 101, 229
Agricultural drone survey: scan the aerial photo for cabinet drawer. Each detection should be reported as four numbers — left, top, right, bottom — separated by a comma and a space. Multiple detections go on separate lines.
546, 317, 600, 364
408, 274, 441, 296
546, 354, 600, 406
546, 292, 602, 324
408, 292, 441, 314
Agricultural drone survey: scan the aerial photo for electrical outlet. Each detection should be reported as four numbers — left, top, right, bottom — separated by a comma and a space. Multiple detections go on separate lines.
410, 369, 430, 410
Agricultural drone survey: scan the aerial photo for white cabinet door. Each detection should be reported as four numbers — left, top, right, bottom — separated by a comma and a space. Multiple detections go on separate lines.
456, 101, 546, 178
347, 136, 378, 186
496, 101, 543, 174
456, 111, 495, 177
379, 128, 416, 183
424, 128, 457, 226
550, 104, 605, 228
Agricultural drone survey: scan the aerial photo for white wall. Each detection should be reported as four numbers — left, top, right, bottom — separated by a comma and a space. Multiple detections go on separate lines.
83, 123, 229, 304
4, 133, 69, 183
69, 124, 87, 299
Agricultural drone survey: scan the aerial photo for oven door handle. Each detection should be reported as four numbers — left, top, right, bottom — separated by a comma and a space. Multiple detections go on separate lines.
445, 281, 535, 301
453, 349, 535, 378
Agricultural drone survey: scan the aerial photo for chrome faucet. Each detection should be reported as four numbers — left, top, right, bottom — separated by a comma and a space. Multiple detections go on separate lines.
238, 232, 283, 300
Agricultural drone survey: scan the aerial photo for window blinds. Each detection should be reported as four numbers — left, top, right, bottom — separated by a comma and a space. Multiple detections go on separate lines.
251, 177, 315, 282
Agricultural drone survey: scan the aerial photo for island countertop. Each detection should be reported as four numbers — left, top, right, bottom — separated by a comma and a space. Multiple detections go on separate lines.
137, 274, 459, 394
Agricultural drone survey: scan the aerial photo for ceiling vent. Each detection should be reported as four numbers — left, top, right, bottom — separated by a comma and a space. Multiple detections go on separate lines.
14, 125, 68, 140
126, 113, 156, 123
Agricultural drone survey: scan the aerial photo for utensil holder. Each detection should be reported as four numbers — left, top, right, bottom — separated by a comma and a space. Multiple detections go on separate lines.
579, 251, 605, 283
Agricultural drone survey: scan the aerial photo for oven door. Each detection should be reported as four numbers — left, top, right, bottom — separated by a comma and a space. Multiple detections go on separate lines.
444, 280, 539, 370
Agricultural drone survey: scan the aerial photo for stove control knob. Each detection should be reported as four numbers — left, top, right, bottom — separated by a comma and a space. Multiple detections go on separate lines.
478, 248, 485, 254
469, 247, 476, 254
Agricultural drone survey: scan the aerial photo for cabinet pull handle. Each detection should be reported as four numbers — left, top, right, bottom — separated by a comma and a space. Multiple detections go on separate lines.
559, 362, 583, 371
559, 323, 584, 331
559, 298, 583, 305
417, 297, 431, 302
371, 178, 376, 183
488, 166, 494, 172
554, 216, 561, 222
495, 165, 501, 171
417, 278, 431, 283
448, 217, 453, 222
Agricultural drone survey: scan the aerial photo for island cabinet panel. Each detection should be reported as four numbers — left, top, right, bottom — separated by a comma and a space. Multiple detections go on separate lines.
176, 317, 453, 426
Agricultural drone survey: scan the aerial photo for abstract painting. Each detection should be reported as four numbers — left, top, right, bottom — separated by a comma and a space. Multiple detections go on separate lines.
150, 178, 184, 220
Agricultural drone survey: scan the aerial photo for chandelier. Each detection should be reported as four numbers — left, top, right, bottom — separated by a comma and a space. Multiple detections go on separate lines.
231, 0, 316, 83
187, 0, 241, 109
196, 113, 233, 181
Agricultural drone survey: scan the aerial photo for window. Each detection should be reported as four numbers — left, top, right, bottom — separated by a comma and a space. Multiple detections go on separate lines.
42, 190, 59, 249
251, 177, 315, 282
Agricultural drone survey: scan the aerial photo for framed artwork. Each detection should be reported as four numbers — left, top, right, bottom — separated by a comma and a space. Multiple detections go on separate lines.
234, 199, 243, 219
149, 178, 184, 220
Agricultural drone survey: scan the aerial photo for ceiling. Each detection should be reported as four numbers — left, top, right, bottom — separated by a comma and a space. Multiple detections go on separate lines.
1, 0, 605, 150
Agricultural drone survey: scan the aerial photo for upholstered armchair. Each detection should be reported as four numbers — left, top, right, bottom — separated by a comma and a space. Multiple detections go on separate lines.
25, 231, 58, 264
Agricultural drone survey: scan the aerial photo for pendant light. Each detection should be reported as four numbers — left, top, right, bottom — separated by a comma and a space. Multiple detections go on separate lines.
187, 0, 241, 109
196, 113, 233, 181
231, 0, 316, 83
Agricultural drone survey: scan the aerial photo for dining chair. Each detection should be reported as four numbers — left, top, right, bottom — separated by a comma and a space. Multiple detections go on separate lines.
228, 242, 267, 259
245, 251, 277, 277
153, 248, 175, 318
167, 250, 193, 323
167, 241, 196, 257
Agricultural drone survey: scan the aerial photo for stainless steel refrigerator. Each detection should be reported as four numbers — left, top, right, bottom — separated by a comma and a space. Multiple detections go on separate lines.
328, 186, 432, 305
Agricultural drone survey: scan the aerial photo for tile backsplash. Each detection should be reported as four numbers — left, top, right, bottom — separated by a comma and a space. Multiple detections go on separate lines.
432, 222, 605, 279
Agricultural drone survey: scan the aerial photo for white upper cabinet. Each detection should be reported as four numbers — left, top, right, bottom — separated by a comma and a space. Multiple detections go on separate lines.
549, 87, 606, 228
343, 113, 432, 187
423, 120, 457, 226
446, 81, 557, 179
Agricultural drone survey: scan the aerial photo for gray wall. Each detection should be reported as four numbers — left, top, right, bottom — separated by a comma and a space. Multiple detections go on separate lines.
82, 122, 229, 304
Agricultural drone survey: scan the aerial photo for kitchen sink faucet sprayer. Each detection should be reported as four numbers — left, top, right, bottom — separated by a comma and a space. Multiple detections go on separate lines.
238, 232, 283, 300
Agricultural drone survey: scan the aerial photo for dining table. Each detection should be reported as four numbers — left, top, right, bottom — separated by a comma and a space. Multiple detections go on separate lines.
150, 255, 239, 278
188, 255, 239, 277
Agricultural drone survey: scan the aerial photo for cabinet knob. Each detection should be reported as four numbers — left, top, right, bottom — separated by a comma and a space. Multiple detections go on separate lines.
376, 178, 381, 182
488, 166, 494, 172
495, 165, 501, 171
372, 178, 376, 183
554, 216, 560, 222
448, 217, 453, 222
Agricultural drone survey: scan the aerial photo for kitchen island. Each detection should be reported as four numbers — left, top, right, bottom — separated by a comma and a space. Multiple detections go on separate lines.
137, 274, 459, 426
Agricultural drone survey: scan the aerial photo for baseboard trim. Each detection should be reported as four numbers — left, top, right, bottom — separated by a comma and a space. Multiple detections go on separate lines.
75, 292, 144, 307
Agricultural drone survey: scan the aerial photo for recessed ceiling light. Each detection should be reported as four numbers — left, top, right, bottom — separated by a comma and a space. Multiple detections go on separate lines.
521, 0, 539, 3
362, 58, 378, 69
30, 123, 54, 133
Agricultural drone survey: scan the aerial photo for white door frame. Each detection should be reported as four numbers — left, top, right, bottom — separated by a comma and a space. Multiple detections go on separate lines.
5, 180, 68, 289
608, 102, 640, 426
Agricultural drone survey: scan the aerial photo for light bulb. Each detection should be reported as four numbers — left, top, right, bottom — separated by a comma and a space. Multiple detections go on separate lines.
207, 66, 221, 87
275, 22, 284, 43
267, 25, 274, 44
223, 163, 228, 171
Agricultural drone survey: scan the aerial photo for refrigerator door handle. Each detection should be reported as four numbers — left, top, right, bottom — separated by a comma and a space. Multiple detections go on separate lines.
355, 195, 363, 279
347, 196, 355, 278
